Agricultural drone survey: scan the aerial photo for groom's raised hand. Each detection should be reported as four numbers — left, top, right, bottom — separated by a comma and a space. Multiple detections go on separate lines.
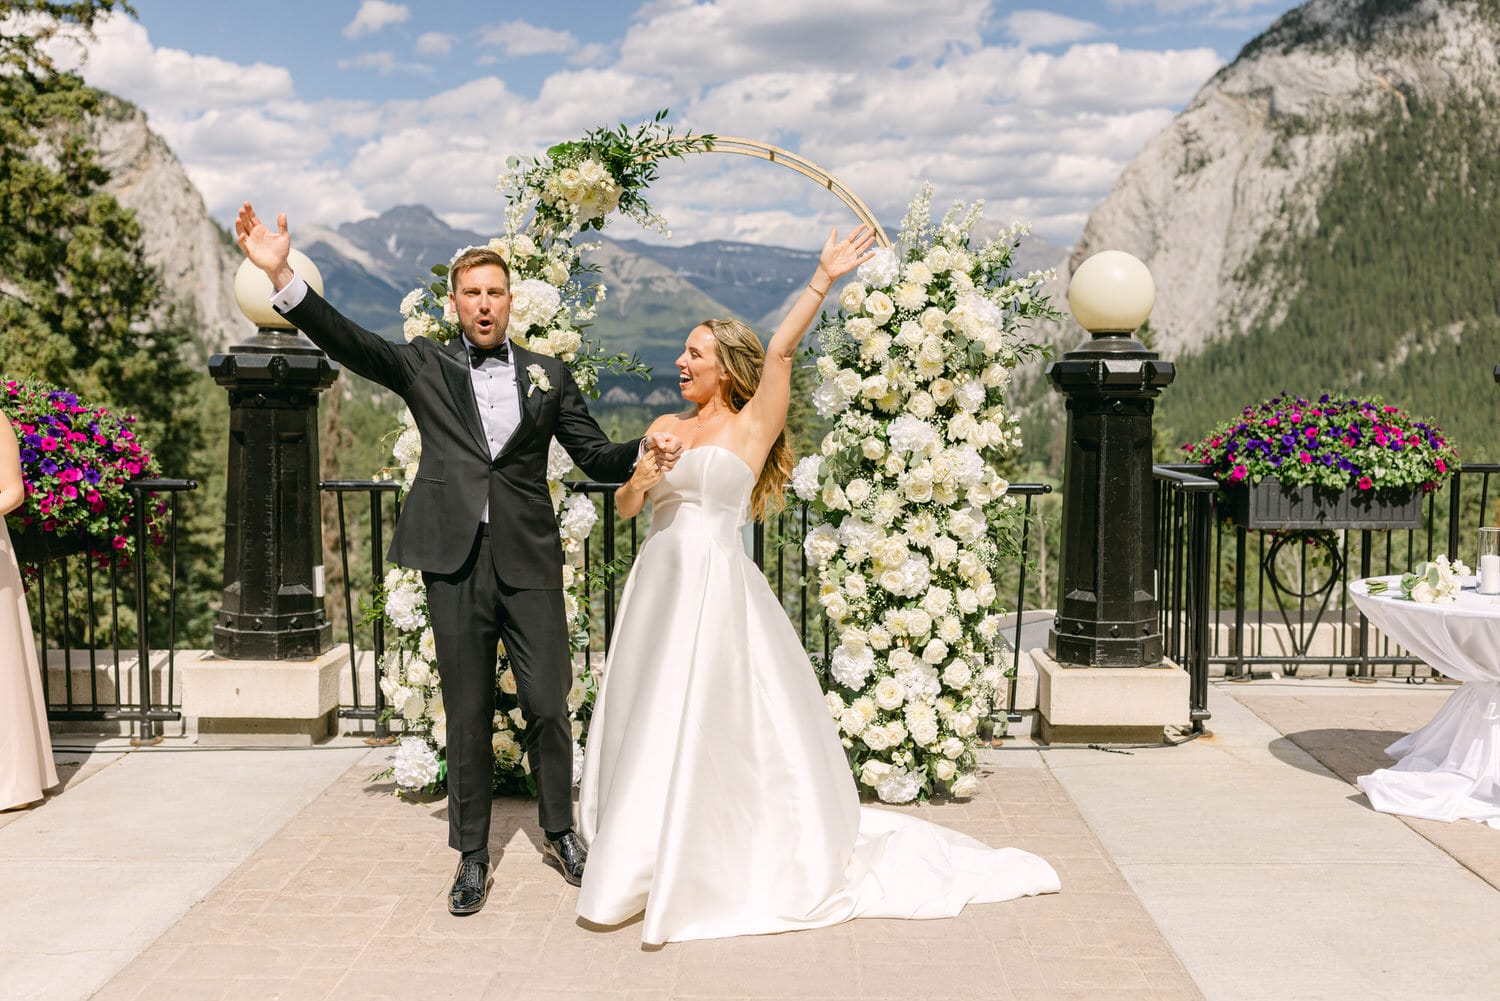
235, 202, 296, 290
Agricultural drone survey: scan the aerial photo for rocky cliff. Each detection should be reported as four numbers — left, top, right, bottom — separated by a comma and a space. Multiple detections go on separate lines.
1068, 0, 1498, 356
88, 95, 253, 358
1023, 0, 1500, 464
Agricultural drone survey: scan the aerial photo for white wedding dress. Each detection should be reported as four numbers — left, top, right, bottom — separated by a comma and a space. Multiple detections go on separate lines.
576, 445, 1059, 944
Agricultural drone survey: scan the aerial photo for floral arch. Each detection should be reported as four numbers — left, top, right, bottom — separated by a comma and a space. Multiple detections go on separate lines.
378, 112, 1056, 804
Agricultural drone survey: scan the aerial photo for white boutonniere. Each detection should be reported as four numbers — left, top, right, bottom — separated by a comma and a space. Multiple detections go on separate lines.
526, 364, 552, 397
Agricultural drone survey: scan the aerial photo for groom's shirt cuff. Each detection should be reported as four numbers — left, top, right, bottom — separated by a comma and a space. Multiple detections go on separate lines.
269, 274, 310, 312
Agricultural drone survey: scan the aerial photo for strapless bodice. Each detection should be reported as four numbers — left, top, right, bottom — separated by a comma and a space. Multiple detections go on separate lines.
645, 445, 753, 545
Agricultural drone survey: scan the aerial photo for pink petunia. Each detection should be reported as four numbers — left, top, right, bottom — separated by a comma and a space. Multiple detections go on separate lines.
1357, 476, 1373, 490
112, 536, 128, 550
1230, 464, 1248, 483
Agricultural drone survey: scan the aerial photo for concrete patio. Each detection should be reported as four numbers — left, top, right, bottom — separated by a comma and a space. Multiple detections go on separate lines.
3, 679, 1498, 1001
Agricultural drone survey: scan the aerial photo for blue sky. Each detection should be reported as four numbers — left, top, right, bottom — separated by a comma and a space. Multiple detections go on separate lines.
61, 0, 1300, 249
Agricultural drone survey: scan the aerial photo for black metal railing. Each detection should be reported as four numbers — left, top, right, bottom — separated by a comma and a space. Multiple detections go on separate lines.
1152, 462, 1499, 683
321, 479, 1059, 727
319, 479, 402, 739
1153, 465, 1217, 732
24, 479, 197, 735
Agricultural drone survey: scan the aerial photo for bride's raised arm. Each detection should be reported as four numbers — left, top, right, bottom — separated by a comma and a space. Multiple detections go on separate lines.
740, 225, 876, 442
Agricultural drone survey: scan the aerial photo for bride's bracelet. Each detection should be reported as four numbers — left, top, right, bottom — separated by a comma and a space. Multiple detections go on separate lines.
807, 283, 829, 297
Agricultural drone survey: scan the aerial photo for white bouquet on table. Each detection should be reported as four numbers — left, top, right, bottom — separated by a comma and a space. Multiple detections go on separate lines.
1368, 555, 1470, 603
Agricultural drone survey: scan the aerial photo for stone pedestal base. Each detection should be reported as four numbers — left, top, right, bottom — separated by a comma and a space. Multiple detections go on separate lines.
181, 644, 348, 746
1032, 647, 1189, 744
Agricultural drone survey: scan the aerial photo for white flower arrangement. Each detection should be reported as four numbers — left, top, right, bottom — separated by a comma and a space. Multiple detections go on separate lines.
1368, 554, 1471, 603
374, 113, 709, 796
800, 185, 1055, 802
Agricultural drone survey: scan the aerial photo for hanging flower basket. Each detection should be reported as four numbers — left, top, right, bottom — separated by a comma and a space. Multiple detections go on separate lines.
1183, 391, 1456, 531
1, 378, 161, 565
7, 526, 91, 565
1223, 477, 1422, 531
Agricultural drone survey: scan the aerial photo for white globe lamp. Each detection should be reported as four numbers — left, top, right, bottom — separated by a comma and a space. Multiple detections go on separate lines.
1067, 250, 1155, 336
233, 251, 325, 330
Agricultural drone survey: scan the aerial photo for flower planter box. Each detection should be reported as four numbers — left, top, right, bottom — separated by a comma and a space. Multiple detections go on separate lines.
6, 525, 91, 565
1224, 478, 1422, 531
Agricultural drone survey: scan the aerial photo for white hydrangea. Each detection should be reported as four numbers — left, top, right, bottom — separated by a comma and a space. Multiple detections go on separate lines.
830, 643, 875, 690
384, 586, 427, 632
876, 767, 922, 804
559, 493, 596, 542
391, 737, 440, 791
804, 524, 840, 566
857, 246, 900, 287
508, 278, 562, 335
392, 427, 422, 468
791, 455, 823, 501
547, 438, 574, 481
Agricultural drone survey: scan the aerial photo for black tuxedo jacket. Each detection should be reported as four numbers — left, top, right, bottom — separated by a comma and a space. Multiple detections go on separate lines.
279, 287, 639, 588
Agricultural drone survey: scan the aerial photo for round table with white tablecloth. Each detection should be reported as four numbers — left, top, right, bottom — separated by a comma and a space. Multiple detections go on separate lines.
1349, 576, 1500, 829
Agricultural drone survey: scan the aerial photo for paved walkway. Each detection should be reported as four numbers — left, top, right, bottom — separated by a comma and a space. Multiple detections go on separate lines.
3, 679, 1498, 1001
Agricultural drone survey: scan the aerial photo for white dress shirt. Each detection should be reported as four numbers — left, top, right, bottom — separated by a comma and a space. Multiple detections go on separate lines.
270, 274, 519, 523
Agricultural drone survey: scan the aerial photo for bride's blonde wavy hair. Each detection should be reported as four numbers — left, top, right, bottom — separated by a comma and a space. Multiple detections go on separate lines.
700, 318, 792, 521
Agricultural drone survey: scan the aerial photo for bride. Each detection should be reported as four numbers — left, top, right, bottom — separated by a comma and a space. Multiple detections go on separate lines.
575, 225, 1059, 945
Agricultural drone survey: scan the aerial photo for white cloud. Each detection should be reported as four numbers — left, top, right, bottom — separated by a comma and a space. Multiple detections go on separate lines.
1002, 10, 1103, 49
617, 0, 992, 84
343, 1, 410, 40
336, 50, 432, 76
415, 32, 455, 57
479, 20, 577, 56
57, 6, 1246, 250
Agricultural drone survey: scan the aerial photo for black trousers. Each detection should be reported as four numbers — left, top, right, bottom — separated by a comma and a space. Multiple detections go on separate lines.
424, 525, 574, 852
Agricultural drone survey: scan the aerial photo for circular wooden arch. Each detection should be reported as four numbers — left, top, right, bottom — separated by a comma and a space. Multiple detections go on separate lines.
695, 136, 893, 249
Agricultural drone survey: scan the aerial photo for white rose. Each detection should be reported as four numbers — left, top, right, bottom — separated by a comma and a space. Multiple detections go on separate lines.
874, 675, 905, 711
839, 707, 866, 736
922, 639, 949, 665
950, 773, 980, 798
845, 478, 872, 507
906, 608, 933, 638
952, 710, 979, 737
939, 737, 965, 759
942, 659, 973, 688
932, 758, 957, 782
957, 588, 980, 614
839, 282, 867, 313
868, 625, 892, 650
542, 259, 569, 285
907, 391, 936, 419
822, 483, 850, 511
909, 718, 940, 747
859, 759, 895, 787
865, 290, 895, 326
931, 536, 959, 568
921, 587, 952, 618
804, 525, 840, 564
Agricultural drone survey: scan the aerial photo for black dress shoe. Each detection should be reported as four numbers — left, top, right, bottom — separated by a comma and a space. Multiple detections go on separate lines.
542, 830, 587, 886
448, 856, 492, 916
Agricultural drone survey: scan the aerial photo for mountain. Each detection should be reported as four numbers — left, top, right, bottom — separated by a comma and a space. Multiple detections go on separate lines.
88, 95, 254, 358
1026, 0, 1500, 466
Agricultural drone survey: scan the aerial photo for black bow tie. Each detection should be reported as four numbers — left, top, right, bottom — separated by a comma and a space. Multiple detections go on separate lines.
468, 341, 509, 368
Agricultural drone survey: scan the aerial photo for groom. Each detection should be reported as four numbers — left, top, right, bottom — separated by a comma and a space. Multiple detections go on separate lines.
235, 203, 678, 915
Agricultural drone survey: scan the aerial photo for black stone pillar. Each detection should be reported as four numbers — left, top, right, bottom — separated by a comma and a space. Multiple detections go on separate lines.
209, 328, 337, 659
1047, 333, 1174, 667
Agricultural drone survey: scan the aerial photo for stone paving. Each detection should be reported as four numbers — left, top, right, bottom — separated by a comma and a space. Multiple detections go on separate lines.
10, 679, 1500, 1000
88, 749, 1200, 1001
1234, 680, 1500, 891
